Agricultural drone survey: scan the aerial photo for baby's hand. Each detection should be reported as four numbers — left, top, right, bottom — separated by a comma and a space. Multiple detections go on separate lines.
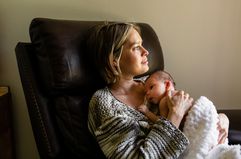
137, 104, 149, 114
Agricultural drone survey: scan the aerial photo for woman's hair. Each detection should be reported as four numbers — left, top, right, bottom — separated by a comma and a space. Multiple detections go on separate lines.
87, 22, 141, 84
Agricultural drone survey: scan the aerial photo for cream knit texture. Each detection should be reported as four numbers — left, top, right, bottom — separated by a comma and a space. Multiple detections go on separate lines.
181, 96, 241, 159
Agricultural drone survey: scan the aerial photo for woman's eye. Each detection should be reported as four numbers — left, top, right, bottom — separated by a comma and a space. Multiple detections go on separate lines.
150, 85, 153, 90
134, 46, 140, 50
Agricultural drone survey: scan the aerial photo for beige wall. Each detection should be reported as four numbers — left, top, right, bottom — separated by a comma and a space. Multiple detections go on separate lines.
0, 0, 241, 158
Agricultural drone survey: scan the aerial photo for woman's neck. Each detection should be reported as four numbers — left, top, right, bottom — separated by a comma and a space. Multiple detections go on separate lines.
108, 77, 146, 108
109, 78, 135, 95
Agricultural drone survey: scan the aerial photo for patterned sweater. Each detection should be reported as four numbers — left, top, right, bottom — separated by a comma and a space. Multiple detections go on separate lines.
88, 87, 189, 159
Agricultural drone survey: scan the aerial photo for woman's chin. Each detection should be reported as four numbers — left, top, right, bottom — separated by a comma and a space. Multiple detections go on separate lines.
135, 67, 149, 76
143, 66, 149, 73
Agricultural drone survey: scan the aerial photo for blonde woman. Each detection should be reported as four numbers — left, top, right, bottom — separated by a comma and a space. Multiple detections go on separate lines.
87, 23, 193, 159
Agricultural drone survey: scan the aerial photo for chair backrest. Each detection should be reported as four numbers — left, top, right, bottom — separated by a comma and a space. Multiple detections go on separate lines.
15, 18, 164, 159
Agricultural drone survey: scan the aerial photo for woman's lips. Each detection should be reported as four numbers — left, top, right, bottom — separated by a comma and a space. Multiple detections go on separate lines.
142, 60, 148, 65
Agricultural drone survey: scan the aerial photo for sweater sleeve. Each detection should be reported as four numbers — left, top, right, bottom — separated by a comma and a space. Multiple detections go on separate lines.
88, 91, 189, 159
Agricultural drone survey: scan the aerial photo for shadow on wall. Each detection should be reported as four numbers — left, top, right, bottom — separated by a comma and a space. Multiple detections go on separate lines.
0, 0, 144, 83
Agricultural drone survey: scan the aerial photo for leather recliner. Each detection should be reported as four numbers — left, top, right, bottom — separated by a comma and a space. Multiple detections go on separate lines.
15, 18, 241, 159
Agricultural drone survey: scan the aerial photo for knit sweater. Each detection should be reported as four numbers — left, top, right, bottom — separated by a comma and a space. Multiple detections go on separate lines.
88, 87, 189, 159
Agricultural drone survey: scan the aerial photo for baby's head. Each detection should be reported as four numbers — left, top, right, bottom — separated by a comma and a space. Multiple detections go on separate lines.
145, 70, 175, 104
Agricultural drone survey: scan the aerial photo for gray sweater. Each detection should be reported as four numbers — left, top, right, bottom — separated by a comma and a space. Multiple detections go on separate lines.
88, 87, 189, 159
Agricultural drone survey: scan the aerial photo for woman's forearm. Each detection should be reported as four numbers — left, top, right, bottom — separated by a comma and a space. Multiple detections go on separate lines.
167, 110, 183, 128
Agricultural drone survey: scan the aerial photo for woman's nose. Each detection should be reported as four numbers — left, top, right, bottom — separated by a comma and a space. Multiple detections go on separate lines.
142, 46, 149, 56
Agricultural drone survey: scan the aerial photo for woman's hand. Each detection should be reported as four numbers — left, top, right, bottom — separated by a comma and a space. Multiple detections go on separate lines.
166, 90, 193, 128
159, 97, 169, 118
217, 113, 229, 144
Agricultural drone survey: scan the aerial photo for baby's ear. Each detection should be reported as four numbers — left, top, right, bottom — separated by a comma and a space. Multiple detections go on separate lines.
165, 80, 174, 91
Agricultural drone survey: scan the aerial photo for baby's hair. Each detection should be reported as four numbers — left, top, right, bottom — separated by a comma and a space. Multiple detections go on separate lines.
146, 70, 176, 87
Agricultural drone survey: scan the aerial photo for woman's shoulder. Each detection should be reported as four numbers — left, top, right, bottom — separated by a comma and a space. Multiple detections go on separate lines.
91, 87, 110, 99
89, 87, 117, 119
90, 87, 114, 108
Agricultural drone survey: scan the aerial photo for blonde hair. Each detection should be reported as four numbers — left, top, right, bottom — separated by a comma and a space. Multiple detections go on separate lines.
88, 22, 141, 84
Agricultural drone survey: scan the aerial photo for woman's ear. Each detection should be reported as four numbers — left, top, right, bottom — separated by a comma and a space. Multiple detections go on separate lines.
112, 59, 121, 75
113, 60, 117, 67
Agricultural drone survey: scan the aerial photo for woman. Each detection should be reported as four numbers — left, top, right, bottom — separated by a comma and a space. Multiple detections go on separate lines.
87, 22, 212, 158
87, 22, 193, 159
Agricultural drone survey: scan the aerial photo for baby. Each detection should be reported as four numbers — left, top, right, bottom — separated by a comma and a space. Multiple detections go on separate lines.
137, 70, 239, 158
138, 70, 176, 122
138, 70, 229, 143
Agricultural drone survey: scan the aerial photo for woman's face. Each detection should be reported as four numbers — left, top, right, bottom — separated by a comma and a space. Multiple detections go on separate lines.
119, 27, 149, 78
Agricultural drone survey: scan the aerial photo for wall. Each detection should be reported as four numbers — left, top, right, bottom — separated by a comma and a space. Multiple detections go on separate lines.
0, 0, 240, 158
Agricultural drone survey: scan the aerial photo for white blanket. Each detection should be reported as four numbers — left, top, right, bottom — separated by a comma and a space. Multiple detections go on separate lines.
180, 96, 241, 159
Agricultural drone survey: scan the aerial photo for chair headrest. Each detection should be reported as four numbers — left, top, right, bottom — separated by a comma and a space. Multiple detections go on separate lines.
29, 18, 164, 96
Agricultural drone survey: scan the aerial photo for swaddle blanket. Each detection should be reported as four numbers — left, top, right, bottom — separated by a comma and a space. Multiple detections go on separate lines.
180, 96, 241, 159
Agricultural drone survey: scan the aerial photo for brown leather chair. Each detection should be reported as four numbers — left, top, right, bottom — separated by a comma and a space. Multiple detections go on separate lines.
15, 18, 241, 159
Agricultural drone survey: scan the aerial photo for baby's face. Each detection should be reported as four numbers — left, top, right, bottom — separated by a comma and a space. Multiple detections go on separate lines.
145, 75, 166, 104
